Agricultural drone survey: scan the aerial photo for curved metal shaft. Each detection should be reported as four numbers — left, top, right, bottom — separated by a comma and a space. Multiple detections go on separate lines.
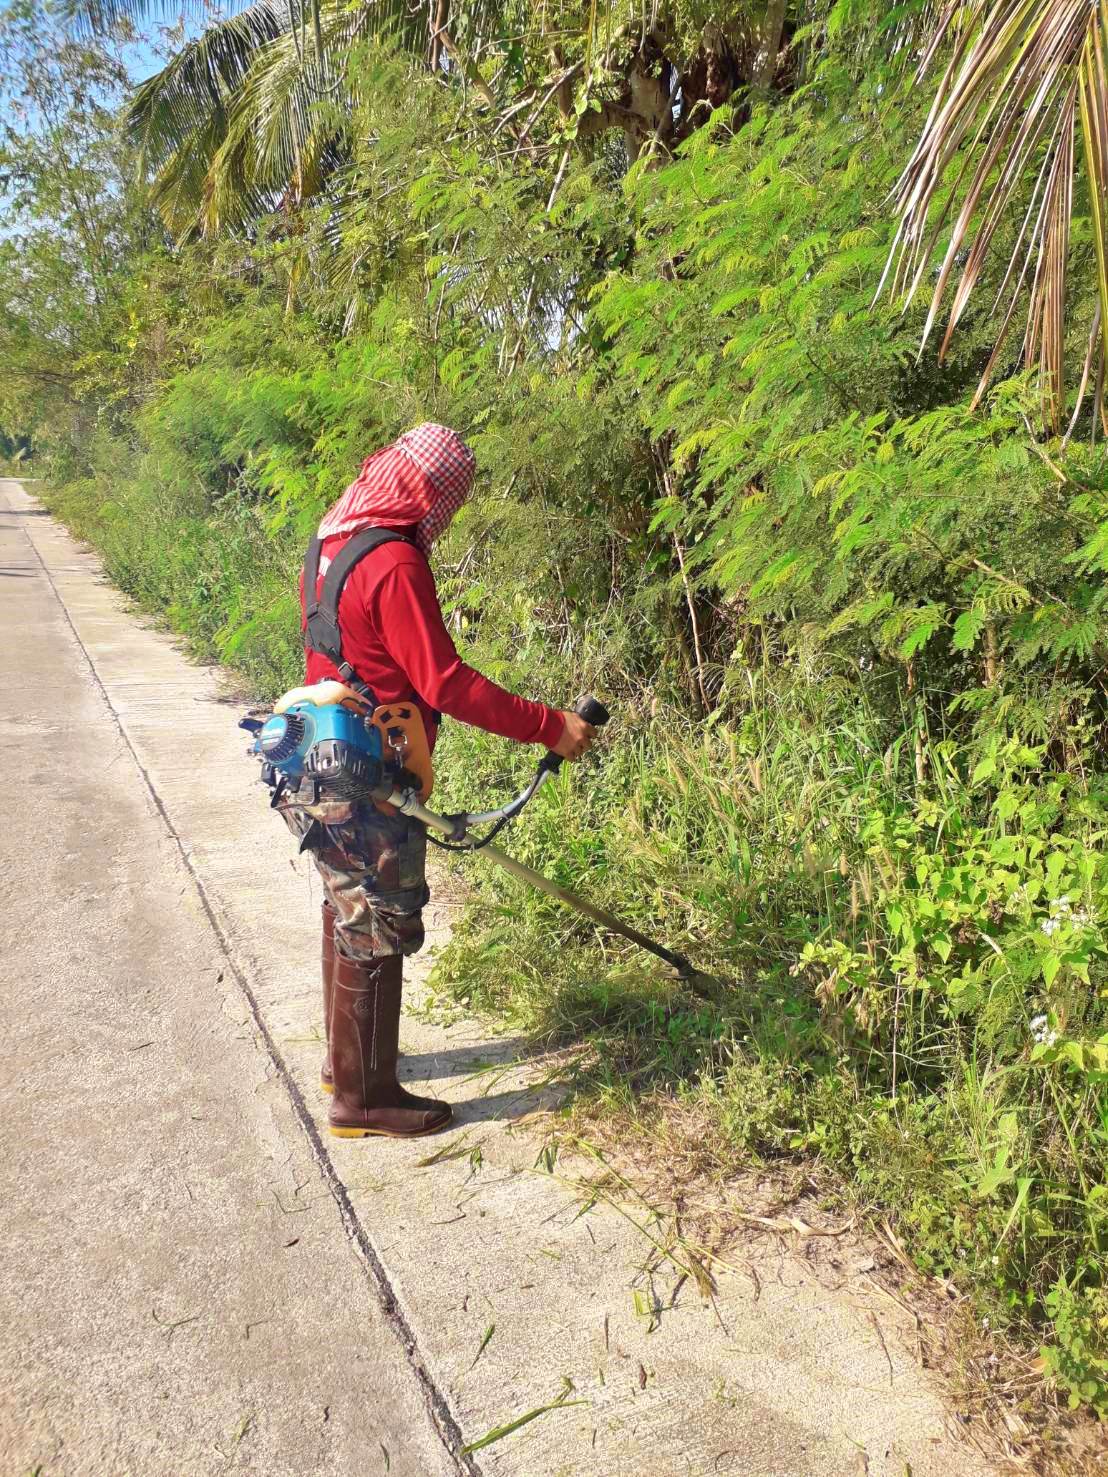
388, 785, 693, 977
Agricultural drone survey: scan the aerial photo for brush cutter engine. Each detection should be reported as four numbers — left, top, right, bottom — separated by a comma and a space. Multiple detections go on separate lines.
251, 699, 389, 802
244, 685, 699, 977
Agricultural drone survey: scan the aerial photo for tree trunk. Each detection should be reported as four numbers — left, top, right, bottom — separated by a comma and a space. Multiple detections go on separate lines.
752, 0, 786, 90
429, 0, 448, 71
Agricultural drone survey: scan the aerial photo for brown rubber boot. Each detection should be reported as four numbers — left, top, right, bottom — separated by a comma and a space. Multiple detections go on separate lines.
320, 902, 336, 1095
328, 952, 452, 1139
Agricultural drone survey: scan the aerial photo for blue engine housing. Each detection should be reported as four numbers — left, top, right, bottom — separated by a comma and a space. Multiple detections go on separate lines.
255, 701, 386, 800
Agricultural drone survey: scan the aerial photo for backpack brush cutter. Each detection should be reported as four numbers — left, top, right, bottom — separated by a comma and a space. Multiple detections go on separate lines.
244, 691, 701, 981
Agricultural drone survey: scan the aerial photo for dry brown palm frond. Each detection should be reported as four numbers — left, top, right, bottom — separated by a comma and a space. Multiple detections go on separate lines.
882, 0, 1108, 434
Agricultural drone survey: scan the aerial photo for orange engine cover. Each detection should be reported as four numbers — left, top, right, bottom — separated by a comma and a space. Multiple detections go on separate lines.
370, 702, 434, 813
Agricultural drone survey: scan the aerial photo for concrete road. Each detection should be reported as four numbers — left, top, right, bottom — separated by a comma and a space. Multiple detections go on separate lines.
0, 490, 462, 1474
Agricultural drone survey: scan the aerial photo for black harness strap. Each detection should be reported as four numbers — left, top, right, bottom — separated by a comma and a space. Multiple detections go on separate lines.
303, 527, 415, 703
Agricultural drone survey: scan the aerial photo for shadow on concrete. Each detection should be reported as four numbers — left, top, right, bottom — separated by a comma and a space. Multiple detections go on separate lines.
448, 1083, 565, 1125
397, 1038, 534, 1080
0, 567, 36, 577
398, 1039, 572, 1126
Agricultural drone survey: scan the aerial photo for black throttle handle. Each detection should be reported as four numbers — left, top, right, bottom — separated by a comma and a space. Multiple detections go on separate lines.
574, 693, 611, 728
542, 693, 611, 773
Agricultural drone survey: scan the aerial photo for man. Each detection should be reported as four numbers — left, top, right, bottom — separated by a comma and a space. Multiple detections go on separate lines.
279, 423, 595, 1140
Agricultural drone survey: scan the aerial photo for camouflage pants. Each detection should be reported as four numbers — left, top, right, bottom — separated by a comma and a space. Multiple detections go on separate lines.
278, 792, 429, 961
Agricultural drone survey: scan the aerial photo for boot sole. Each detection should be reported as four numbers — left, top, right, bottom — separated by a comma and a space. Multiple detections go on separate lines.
329, 1118, 451, 1140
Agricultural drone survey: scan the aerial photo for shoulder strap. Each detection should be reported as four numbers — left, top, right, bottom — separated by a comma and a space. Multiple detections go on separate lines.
304, 527, 415, 699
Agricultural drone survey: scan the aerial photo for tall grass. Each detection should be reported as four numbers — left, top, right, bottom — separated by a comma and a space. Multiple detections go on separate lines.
432, 658, 1108, 1414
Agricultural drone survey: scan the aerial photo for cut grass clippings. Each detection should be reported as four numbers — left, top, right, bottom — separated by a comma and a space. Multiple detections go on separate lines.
460, 1396, 587, 1456
468, 1323, 496, 1371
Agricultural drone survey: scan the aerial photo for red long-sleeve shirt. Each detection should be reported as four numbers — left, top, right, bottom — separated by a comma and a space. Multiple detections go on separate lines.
300, 529, 564, 753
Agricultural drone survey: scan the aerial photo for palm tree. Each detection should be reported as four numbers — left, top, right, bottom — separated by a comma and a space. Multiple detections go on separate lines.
126, 0, 365, 236
882, 0, 1108, 436
124, 0, 479, 236
68, 2, 794, 238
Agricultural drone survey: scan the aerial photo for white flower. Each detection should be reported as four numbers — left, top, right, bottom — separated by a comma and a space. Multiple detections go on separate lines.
1030, 1014, 1057, 1045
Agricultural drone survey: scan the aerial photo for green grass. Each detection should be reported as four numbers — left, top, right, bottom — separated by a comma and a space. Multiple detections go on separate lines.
430, 668, 1108, 1419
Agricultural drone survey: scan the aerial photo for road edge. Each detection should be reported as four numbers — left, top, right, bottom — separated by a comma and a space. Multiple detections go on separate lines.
14, 481, 481, 1477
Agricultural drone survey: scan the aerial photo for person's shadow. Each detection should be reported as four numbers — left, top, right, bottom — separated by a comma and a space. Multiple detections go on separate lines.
397, 1038, 571, 1125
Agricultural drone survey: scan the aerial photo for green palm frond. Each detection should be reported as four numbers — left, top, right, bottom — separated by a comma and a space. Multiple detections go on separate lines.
202, 1, 370, 232
64, 0, 222, 32
882, 0, 1108, 434
127, 1, 285, 176
146, 110, 234, 238
122, 0, 521, 236
127, 0, 374, 235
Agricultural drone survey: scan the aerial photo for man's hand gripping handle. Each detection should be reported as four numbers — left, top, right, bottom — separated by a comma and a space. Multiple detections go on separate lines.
543, 693, 610, 771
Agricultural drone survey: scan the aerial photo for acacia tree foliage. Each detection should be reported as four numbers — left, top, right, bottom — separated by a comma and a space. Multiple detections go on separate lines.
7, 0, 1108, 1427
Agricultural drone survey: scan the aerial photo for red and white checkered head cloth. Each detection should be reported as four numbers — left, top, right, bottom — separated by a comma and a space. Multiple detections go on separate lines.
317, 422, 476, 556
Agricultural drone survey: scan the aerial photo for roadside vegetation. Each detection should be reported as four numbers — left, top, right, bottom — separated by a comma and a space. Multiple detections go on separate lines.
3, 0, 1106, 1429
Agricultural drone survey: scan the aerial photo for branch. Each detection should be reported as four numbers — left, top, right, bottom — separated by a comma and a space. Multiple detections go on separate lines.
436, 28, 496, 109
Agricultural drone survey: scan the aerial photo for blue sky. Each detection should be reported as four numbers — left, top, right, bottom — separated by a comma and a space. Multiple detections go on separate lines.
121, 32, 172, 84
